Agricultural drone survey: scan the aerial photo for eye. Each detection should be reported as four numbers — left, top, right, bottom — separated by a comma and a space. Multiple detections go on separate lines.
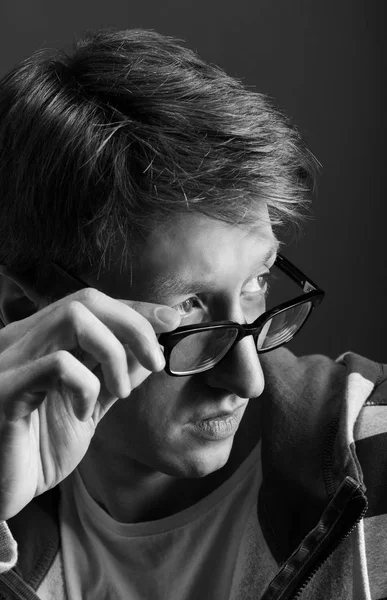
173, 296, 205, 319
242, 272, 271, 296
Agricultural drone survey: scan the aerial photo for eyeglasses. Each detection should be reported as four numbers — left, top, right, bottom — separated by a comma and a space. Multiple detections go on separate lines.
52, 254, 324, 377
158, 254, 324, 375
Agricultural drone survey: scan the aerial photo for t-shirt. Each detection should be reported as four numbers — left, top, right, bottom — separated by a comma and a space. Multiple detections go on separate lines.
57, 441, 277, 599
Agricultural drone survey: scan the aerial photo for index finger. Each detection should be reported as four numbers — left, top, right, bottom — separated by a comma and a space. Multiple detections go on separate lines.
67, 290, 182, 372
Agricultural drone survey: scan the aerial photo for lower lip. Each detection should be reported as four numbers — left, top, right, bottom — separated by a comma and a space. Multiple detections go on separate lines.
188, 406, 245, 441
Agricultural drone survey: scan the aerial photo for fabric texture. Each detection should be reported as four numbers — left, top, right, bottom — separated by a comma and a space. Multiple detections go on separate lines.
35, 554, 65, 600
57, 443, 276, 600
0, 523, 17, 573
0, 348, 386, 599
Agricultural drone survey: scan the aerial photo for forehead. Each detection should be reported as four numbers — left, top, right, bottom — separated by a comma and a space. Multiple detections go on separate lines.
92, 212, 278, 300
133, 213, 278, 300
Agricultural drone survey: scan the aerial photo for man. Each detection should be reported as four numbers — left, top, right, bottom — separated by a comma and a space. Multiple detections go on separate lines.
0, 28, 385, 600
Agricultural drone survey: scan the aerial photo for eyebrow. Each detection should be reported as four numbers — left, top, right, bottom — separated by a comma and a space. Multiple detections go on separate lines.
149, 239, 280, 300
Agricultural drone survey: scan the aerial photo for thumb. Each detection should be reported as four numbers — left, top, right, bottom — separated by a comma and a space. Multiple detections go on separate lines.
153, 306, 182, 332
120, 301, 181, 334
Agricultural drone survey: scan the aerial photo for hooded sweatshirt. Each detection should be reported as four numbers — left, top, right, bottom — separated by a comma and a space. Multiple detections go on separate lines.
0, 348, 386, 600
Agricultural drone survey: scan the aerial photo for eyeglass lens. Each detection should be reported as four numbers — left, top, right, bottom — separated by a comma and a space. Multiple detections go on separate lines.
169, 327, 239, 375
257, 301, 312, 350
169, 301, 312, 375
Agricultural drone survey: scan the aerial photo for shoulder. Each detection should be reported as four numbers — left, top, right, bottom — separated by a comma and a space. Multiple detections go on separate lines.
349, 356, 387, 520
258, 348, 387, 491
260, 347, 386, 413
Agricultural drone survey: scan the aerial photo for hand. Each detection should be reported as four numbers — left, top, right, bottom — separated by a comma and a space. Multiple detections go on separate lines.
0, 288, 181, 520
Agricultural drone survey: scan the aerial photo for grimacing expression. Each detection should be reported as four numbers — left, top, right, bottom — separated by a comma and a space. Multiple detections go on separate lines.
87, 213, 277, 478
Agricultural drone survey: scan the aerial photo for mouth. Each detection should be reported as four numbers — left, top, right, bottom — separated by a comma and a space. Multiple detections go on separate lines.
187, 403, 247, 441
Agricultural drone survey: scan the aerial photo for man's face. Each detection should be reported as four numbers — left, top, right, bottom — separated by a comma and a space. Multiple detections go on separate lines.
88, 213, 278, 478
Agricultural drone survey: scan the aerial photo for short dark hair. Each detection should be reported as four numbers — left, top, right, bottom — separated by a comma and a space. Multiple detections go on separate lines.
0, 28, 317, 279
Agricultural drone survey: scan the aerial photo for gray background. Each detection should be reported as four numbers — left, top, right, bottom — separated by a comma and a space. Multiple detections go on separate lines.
0, 0, 385, 361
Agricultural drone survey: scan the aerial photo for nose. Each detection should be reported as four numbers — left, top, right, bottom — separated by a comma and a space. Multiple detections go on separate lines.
203, 333, 265, 399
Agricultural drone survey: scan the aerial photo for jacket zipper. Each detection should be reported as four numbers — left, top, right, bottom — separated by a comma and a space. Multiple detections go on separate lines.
291, 498, 368, 599
290, 415, 367, 600
260, 476, 368, 600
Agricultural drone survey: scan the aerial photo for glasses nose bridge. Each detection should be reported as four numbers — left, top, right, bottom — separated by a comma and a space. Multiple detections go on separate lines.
227, 322, 260, 355
237, 319, 263, 340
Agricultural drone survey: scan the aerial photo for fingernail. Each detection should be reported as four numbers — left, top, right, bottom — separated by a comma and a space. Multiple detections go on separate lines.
154, 306, 179, 326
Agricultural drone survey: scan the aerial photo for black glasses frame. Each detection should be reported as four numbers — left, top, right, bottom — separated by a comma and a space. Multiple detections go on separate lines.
50, 254, 324, 377
158, 254, 324, 375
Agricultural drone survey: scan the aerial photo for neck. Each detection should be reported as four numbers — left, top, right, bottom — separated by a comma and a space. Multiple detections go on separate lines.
78, 449, 222, 523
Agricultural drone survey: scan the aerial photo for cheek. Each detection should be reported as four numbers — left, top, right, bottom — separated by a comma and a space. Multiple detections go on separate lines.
116, 370, 192, 449
93, 367, 223, 477
92, 371, 234, 477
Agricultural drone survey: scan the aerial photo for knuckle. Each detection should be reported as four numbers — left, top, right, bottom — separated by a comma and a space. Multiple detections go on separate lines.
63, 300, 86, 325
50, 350, 72, 375
76, 287, 102, 306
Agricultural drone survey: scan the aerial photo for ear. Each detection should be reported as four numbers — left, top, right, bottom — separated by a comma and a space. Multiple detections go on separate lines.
0, 266, 47, 326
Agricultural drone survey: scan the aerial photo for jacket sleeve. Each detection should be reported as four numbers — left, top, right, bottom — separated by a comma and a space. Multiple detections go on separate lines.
0, 521, 17, 573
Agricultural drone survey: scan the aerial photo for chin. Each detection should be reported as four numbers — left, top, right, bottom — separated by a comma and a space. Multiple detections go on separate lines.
158, 437, 234, 478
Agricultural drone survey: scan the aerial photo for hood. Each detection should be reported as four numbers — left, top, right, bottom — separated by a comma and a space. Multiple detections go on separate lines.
258, 348, 383, 563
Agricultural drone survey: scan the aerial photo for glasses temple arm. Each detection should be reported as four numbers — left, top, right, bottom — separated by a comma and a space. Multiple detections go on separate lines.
276, 254, 320, 292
